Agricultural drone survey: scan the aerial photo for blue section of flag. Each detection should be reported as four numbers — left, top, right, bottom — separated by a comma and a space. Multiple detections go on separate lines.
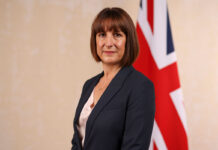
167, 10, 175, 54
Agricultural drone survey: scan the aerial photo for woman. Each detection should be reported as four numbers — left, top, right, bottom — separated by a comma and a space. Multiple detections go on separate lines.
71, 7, 155, 150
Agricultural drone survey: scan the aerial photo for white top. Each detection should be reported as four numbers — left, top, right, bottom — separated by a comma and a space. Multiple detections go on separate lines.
77, 90, 95, 148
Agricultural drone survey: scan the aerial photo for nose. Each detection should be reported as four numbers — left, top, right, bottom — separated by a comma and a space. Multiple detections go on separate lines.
105, 34, 113, 47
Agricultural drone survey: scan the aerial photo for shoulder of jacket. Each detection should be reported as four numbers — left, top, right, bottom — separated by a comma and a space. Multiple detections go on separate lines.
130, 68, 153, 85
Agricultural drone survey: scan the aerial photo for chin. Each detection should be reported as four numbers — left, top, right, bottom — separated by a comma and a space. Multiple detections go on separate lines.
102, 61, 121, 66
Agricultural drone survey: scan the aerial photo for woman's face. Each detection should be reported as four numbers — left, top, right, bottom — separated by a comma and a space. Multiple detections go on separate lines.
96, 29, 126, 66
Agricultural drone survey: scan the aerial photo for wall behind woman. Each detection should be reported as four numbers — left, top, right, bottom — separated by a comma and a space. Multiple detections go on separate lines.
0, 0, 217, 150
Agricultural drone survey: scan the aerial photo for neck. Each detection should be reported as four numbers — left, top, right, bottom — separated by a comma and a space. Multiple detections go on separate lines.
102, 64, 121, 80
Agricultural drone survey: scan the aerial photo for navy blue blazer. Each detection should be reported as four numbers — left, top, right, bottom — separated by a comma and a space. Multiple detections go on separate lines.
71, 66, 155, 150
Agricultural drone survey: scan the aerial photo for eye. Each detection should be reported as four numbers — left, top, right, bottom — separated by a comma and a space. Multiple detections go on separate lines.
97, 32, 106, 37
114, 32, 123, 37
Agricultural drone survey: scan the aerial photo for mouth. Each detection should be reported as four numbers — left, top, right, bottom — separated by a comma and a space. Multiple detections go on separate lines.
103, 51, 116, 54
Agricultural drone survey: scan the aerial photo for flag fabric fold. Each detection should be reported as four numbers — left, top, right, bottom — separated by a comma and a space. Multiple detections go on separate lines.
133, 0, 189, 149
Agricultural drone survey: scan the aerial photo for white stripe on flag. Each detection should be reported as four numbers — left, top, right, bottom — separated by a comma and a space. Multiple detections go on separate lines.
149, 120, 168, 150
170, 88, 188, 133
138, 0, 177, 70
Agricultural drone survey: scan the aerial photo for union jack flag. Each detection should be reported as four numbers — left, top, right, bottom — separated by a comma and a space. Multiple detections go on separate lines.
133, 0, 189, 149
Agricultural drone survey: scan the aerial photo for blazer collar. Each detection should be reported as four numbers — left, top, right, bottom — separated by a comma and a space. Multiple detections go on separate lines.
81, 66, 134, 147
74, 71, 103, 125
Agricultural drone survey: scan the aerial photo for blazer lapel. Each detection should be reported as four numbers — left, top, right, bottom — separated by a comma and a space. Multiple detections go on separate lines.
74, 72, 104, 125
84, 66, 134, 147
73, 72, 104, 150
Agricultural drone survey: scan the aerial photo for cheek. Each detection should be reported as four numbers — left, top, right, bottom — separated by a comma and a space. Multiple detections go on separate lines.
118, 38, 126, 47
119, 40, 126, 53
96, 40, 101, 54
96, 39, 103, 47
96, 47, 101, 56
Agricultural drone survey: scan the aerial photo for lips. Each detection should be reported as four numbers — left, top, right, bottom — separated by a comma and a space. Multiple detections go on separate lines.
103, 51, 116, 54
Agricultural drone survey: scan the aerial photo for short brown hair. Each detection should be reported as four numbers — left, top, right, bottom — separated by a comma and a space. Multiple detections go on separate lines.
90, 7, 139, 67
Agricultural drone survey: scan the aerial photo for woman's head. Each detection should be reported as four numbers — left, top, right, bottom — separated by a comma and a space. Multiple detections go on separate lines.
90, 7, 139, 67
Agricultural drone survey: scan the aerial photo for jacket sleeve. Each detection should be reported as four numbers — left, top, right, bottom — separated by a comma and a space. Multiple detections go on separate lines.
121, 80, 155, 150
71, 132, 78, 150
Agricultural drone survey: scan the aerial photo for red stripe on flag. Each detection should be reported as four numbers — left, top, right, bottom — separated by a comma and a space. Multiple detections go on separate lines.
147, 0, 154, 32
134, 24, 188, 150
154, 142, 158, 150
